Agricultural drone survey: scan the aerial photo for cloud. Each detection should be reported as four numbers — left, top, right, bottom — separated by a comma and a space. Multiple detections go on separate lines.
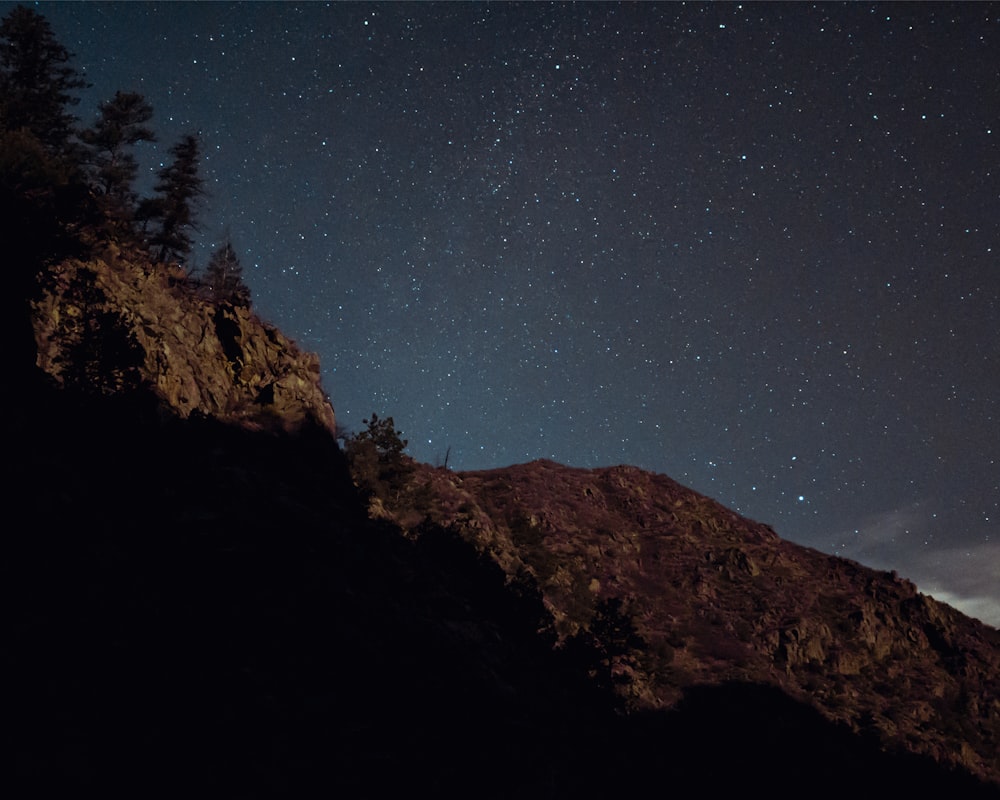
922, 588, 1000, 630
831, 504, 1000, 629
832, 502, 931, 563
912, 542, 1000, 629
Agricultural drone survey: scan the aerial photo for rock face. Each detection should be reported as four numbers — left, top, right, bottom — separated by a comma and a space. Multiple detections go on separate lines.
30, 245, 335, 433
13, 241, 1000, 795
403, 459, 1000, 787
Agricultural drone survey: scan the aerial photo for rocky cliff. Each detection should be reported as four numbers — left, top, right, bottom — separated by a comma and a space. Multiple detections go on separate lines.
11, 242, 1000, 796
29, 242, 334, 434
389, 459, 1000, 786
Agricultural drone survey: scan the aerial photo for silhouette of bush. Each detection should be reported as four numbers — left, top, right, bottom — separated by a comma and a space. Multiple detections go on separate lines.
61, 308, 145, 394
43, 274, 145, 395
508, 512, 559, 582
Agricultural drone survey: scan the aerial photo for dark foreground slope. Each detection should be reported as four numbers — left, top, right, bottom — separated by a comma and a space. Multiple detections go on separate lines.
403, 459, 1000, 787
8, 376, 1000, 799
8, 228, 998, 798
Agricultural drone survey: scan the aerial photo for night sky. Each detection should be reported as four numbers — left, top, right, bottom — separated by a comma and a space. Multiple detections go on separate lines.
13, 2, 999, 626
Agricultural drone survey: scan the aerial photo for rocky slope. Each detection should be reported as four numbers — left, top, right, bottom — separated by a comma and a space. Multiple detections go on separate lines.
11, 234, 1000, 796
391, 459, 1000, 786
29, 243, 334, 434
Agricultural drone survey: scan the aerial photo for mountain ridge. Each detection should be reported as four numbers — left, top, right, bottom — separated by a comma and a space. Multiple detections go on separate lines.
387, 457, 1000, 782
10, 246, 1000, 794
5, 4, 997, 790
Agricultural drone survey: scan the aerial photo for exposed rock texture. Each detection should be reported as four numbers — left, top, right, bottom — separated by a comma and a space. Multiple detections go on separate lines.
30, 245, 335, 433
401, 459, 1000, 786
8, 88, 998, 794
12, 242, 1000, 795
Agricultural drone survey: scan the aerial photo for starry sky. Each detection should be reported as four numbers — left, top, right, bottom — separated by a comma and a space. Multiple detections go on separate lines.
13, 1, 999, 626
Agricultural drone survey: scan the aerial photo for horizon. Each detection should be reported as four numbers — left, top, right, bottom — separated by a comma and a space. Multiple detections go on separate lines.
10, 1, 998, 627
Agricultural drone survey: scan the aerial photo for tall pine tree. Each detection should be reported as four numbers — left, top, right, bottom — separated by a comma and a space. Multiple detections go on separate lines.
0, 5, 88, 156
80, 90, 156, 227
139, 133, 204, 264
0, 4, 90, 338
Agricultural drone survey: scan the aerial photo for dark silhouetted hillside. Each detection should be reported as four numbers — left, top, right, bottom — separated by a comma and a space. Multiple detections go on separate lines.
9, 376, 1000, 798
5, 114, 997, 797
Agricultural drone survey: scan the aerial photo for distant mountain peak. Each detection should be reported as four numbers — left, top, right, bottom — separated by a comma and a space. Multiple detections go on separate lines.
388, 458, 1000, 785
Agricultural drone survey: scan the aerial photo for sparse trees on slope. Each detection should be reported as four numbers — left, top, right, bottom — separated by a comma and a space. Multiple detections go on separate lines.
203, 239, 251, 306
0, 4, 88, 156
138, 132, 204, 264
80, 90, 156, 227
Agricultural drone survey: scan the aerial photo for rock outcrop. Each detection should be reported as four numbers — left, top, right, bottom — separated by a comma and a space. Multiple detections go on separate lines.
13, 253, 1000, 795
398, 459, 1000, 787
29, 244, 335, 434
12, 239, 1000, 795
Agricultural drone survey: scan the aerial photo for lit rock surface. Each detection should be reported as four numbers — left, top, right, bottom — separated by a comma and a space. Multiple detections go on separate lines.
407, 458, 1000, 784
30, 246, 335, 433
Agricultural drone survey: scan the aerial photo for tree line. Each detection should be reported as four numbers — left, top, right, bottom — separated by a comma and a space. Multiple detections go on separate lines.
0, 4, 250, 306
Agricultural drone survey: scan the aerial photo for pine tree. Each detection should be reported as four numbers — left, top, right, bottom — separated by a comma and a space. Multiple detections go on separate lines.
0, 5, 89, 155
587, 597, 646, 697
80, 90, 156, 225
204, 239, 251, 306
139, 133, 205, 263
0, 5, 90, 317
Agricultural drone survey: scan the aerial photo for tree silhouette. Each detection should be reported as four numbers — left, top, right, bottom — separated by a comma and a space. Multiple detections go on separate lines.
0, 5, 92, 359
203, 239, 251, 306
563, 596, 646, 704
0, 5, 88, 155
80, 90, 156, 227
343, 413, 414, 505
138, 133, 204, 263
356, 413, 408, 461
590, 597, 645, 681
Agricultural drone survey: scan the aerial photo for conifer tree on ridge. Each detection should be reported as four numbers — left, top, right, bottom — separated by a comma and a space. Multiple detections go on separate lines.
204, 238, 251, 306
80, 90, 156, 228
0, 4, 88, 156
139, 132, 205, 264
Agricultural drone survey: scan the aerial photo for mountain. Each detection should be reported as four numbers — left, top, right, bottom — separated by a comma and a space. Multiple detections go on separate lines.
9, 244, 1000, 797
407, 459, 1000, 778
